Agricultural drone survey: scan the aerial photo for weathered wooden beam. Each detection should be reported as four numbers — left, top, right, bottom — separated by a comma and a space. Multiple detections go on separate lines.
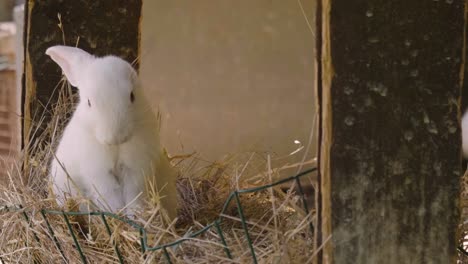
23, 0, 142, 149
319, 0, 464, 263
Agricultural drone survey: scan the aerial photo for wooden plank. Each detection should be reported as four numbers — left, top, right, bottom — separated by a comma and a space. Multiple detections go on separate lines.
23, 0, 142, 149
319, 0, 464, 263
0, 67, 16, 183
0, 0, 14, 22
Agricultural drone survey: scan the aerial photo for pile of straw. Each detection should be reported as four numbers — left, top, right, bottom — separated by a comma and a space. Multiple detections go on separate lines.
0, 81, 317, 263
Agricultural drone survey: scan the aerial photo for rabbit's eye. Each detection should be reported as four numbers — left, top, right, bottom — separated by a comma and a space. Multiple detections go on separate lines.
130, 92, 135, 103
87, 99, 91, 107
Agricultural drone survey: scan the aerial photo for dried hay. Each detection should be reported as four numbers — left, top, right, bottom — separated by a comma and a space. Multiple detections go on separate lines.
0, 80, 318, 263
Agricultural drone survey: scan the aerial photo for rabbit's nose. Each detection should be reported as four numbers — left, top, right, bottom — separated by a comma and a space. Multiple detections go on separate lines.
98, 132, 132, 146
106, 135, 132, 145
116, 134, 132, 144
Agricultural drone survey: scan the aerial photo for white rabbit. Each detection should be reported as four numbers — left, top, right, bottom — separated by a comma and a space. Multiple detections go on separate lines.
463, 109, 468, 159
47, 45, 178, 219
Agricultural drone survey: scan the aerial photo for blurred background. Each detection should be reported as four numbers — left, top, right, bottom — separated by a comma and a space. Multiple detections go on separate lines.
0, 0, 316, 177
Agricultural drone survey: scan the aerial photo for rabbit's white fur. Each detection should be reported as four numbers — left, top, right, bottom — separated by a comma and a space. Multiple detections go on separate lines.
47, 46, 178, 219
463, 109, 468, 158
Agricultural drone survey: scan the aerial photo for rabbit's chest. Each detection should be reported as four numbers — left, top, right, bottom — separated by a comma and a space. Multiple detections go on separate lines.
95, 148, 132, 175
73, 130, 156, 185
107, 161, 127, 183
93, 146, 150, 180
80, 146, 120, 176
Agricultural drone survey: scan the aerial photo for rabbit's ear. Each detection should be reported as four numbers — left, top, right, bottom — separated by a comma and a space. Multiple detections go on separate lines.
46, 46, 94, 88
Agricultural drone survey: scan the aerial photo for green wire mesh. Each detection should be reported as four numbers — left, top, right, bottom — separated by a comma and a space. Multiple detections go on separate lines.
0, 168, 316, 264
4, 166, 468, 263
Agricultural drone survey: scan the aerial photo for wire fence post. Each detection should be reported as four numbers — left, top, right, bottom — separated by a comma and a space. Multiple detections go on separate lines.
19, 205, 40, 243
40, 210, 67, 262
214, 220, 232, 259
295, 177, 314, 235
234, 191, 258, 264
139, 227, 146, 254
62, 212, 88, 264
100, 213, 125, 264
162, 247, 172, 264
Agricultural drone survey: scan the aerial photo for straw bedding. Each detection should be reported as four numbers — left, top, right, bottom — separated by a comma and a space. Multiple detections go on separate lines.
0, 82, 316, 263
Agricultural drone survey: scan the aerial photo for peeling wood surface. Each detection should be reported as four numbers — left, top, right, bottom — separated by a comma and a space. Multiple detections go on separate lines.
320, 1, 464, 263
23, 0, 142, 148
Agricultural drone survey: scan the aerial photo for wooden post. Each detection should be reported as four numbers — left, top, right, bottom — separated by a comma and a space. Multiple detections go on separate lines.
319, 0, 464, 263
23, 0, 142, 149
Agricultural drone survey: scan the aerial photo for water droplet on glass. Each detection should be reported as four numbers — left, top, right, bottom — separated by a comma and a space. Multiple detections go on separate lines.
427, 122, 438, 134
380, 208, 386, 217
366, 10, 374, 17
411, 116, 420, 127
404, 39, 411, 46
344, 116, 355, 126
446, 0, 453, 4
410, 69, 419, 77
433, 162, 442, 176
390, 160, 404, 175
294, 140, 301, 144
410, 50, 419, 57
423, 112, 430, 124
344, 86, 354, 95
367, 82, 388, 97
401, 59, 410, 66
404, 131, 414, 141
404, 177, 412, 185
368, 37, 379, 43
417, 207, 426, 217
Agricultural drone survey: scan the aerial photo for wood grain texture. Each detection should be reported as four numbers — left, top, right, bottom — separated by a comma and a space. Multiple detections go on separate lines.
320, 0, 464, 263
0, 69, 17, 183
